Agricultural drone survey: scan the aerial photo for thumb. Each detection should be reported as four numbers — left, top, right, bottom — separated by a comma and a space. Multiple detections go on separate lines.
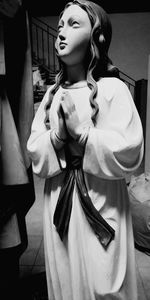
58, 104, 65, 120
57, 104, 62, 119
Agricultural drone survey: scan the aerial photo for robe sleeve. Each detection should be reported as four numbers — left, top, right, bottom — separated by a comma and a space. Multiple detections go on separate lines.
27, 87, 66, 178
83, 79, 144, 179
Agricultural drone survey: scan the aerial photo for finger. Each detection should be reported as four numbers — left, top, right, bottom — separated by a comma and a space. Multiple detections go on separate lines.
59, 105, 66, 120
60, 93, 67, 112
61, 96, 76, 117
57, 103, 62, 119
61, 91, 68, 101
61, 101, 69, 119
61, 91, 73, 106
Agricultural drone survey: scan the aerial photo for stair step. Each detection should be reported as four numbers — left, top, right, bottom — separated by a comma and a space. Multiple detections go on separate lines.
32, 61, 57, 100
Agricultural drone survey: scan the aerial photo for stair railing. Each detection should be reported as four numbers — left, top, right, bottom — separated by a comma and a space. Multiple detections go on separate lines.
31, 17, 59, 78
119, 70, 136, 100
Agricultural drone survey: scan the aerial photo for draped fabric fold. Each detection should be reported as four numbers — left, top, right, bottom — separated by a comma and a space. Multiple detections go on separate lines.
0, 6, 35, 251
1, 7, 35, 216
53, 169, 75, 240
53, 155, 115, 248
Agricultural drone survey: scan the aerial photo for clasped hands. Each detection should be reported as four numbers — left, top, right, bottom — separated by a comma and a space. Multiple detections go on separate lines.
51, 91, 89, 149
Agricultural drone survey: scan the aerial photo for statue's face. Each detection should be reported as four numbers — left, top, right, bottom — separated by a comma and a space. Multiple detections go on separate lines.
55, 4, 92, 66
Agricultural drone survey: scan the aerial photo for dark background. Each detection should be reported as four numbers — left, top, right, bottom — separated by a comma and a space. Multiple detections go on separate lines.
25, 0, 150, 16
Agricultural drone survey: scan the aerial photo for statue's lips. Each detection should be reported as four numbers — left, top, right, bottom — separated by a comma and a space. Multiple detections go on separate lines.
59, 42, 67, 49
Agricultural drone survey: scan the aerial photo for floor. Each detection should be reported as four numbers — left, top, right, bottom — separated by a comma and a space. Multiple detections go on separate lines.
19, 174, 45, 278
19, 161, 150, 299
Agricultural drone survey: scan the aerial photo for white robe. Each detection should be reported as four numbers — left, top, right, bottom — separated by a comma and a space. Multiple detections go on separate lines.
27, 77, 143, 300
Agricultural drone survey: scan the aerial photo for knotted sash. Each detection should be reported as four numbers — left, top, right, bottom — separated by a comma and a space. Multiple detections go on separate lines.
53, 155, 115, 248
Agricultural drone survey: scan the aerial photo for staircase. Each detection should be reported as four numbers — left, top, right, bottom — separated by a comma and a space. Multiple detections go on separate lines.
31, 17, 58, 102
32, 63, 56, 103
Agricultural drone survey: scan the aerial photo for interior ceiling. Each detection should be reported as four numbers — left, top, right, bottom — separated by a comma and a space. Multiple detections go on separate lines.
26, 0, 150, 16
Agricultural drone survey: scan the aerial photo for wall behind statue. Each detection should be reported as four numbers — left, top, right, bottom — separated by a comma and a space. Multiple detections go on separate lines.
109, 12, 150, 81
40, 12, 150, 81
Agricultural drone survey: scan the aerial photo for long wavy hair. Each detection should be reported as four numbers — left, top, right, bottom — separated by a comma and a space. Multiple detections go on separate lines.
44, 0, 119, 128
